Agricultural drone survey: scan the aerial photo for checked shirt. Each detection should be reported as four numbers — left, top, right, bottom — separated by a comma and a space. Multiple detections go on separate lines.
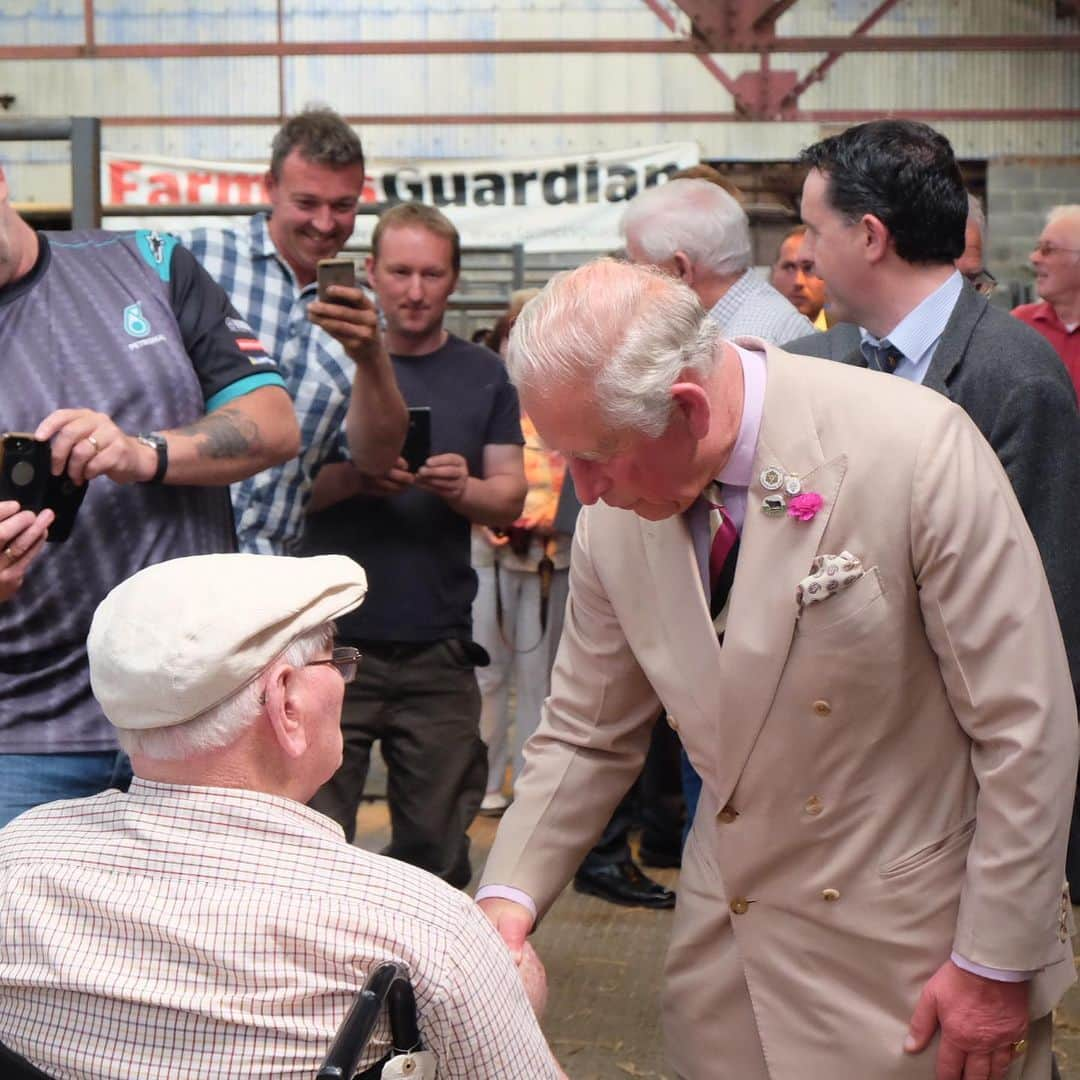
182, 213, 356, 554
0, 780, 560, 1079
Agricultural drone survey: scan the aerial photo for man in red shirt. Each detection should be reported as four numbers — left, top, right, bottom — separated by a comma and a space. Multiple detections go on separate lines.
1013, 205, 1080, 397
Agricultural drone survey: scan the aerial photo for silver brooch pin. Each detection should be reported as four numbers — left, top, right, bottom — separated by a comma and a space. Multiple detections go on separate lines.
784, 474, 803, 496
759, 466, 784, 492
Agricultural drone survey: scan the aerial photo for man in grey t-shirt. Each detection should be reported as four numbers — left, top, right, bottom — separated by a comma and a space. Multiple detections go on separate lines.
0, 163, 299, 825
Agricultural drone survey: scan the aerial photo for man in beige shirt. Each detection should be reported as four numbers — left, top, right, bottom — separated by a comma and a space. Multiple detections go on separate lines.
0, 553, 561, 1080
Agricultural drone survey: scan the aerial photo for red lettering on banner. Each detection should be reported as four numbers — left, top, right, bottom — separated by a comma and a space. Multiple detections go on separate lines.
147, 172, 182, 205
361, 180, 379, 204
215, 172, 265, 204
185, 172, 215, 203
108, 160, 140, 204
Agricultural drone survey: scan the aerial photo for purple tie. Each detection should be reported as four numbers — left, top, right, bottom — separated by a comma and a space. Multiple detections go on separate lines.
708, 506, 739, 621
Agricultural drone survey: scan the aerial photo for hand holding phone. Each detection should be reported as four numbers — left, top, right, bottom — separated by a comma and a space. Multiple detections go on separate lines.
316, 258, 358, 304
0, 432, 87, 543
0, 500, 54, 601
401, 407, 432, 473
309, 261, 384, 367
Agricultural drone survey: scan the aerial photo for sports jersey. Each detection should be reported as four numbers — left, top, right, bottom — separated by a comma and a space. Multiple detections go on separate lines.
0, 229, 286, 753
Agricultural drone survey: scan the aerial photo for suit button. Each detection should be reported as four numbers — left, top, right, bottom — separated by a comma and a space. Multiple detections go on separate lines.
730, 897, 750, 915
821, 888, 840, 902
717, 803, 739, 824
812, 700, 832, 716
804, 795, 824, 816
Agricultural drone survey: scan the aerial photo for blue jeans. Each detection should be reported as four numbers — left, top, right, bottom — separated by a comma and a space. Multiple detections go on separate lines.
0, 751, 133, 828
680, 748, 702, 845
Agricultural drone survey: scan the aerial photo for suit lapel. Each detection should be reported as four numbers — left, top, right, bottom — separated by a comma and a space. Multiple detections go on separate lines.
921, 281, 984, 396
709, 347, 848, 809
642, 511, 725, 721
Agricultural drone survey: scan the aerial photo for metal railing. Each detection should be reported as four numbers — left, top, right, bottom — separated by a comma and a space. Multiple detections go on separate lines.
0, 116, 101, 229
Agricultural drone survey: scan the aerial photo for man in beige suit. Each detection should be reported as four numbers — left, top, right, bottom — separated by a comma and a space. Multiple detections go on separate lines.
475, 258, 1078, 1080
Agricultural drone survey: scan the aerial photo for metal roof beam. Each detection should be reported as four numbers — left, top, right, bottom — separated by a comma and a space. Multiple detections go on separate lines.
1, 36, 1077, 61
86, 108, 1080, 126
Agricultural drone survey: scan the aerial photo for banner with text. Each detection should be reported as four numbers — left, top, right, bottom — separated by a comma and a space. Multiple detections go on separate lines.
103, 142, 700, 253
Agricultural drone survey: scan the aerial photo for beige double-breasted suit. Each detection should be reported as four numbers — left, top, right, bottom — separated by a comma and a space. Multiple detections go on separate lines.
481, 344, 1078, 1078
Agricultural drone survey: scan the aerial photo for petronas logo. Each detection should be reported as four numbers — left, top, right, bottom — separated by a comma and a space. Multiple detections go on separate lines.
124, 302, 150, 338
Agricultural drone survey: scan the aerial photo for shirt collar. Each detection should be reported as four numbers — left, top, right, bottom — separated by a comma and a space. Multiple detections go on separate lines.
247, 211, 316, 295
717, 344, 766, 488
859, 270, 963, 366
127, 776, 346, 841
707, 269, 755, 327
247, 211, 278, 258
1032, 300, 1079, 335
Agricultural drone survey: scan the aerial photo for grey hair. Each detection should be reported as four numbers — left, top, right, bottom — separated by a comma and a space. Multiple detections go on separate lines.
117, 623, 335, 761
506, 257, 721, 438
1047, 204, 1080, 233
620, 178, 752, 277
966, 193, 987, 242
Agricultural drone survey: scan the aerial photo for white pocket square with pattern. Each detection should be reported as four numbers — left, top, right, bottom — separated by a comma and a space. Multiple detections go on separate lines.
797, 551, 865, 611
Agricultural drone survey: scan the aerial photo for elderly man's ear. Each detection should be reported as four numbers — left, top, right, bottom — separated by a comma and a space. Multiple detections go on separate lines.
670, 380, 712, 440
672, 251, 696, 285
261, 662, 310, 759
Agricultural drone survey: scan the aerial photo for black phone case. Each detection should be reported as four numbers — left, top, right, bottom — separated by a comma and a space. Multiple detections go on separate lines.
42, 472, 88, 543
0, 436, 50, 510
401, 408, 431, 473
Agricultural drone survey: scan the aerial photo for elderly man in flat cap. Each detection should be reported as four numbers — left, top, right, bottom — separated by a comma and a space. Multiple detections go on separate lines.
0, 553, 562, 1080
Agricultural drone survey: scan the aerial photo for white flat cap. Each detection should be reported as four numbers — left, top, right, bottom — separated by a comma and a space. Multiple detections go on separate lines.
88, 553, 367, 731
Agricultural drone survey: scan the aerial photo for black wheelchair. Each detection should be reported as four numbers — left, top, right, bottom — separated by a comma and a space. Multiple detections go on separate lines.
0, 962, 429, 1080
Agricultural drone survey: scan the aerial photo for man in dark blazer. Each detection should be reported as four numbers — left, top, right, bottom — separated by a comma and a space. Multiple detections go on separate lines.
786, 119, 1080, 893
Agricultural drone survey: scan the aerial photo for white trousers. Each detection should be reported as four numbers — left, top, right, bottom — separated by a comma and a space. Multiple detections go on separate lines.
472, 563, 569, 794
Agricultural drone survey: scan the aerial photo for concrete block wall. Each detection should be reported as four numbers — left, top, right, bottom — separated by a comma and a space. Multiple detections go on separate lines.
988, 156, 1080, 307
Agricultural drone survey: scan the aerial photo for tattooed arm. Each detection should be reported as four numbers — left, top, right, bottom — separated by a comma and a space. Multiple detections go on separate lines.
35, 387, 299, 487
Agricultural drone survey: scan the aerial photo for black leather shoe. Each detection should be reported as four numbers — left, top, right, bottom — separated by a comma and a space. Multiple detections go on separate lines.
638, 835, 682, 869
573, 858, 676, 909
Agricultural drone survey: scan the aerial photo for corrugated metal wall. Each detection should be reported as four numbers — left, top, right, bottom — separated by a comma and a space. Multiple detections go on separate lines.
2, 0, 1077, 202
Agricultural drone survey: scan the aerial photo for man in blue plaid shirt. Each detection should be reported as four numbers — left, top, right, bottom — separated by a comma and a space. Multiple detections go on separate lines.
183, 108, 406, 554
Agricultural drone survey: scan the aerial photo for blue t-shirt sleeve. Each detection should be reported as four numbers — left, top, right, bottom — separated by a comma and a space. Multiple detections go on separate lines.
486, 362, 525, 447
165, 239, 287, 409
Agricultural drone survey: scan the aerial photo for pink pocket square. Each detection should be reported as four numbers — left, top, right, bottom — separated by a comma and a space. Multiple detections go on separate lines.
797, 551, 864, 612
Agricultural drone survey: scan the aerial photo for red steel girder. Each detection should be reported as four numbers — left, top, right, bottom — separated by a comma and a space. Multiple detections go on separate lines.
754, 1, 803, 30
89, 108, 1080, 126
670, 1, 782, 49
1, 36, 1078, 61
640, 0, 742, 99
783, 0, 903, 107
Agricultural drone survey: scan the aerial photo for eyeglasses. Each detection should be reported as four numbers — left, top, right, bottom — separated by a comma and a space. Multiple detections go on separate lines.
306, 646, 362, 684
963, 268, 998, 297
1032, 241, 1080, 258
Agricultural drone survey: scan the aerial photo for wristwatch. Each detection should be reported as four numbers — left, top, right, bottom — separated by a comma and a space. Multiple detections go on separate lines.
135, 432, 169, 484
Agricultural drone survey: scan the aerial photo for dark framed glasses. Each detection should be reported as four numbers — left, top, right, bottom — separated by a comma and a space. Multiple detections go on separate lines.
963, 269, 997, 297
306, 646, 362, 684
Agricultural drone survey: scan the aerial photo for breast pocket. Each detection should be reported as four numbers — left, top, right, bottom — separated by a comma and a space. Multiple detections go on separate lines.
794, 566, 887, 642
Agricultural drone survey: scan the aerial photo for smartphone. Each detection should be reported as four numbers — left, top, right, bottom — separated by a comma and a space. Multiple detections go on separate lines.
0, 432, 86, 543
316, 257, 357, 303
41, 470, 88, 543
0, 432, 49, 510
401, 407, 432, 473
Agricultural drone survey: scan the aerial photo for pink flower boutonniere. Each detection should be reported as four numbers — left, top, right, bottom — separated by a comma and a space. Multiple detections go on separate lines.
787, 492, 824, 522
